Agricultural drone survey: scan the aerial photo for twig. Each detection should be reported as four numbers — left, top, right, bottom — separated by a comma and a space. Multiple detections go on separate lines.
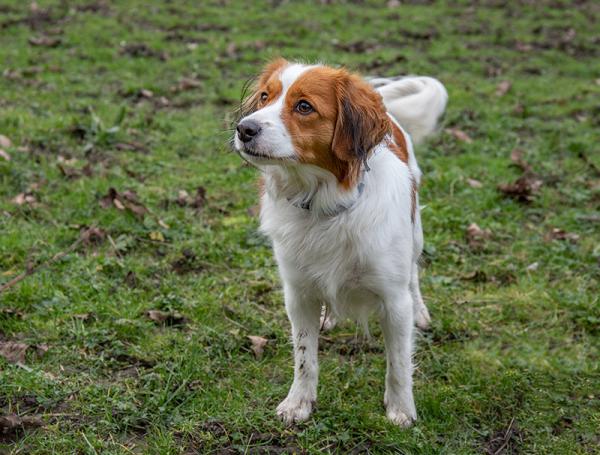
0, 228, 93, 294
493, 417, 516, 455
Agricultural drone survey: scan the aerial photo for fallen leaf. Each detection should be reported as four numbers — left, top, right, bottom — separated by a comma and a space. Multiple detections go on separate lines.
149, 231, 164, 242
0, 341, 29, 363
73, 313, 91, 322
0, 308, 24, 319
139, 89, 154, 98
99, 188, 148, 219
11, 192, 37, 206
545, 228, 579, 242
526, 262, 539, 271
124, 271, 138, 288
170, 77, 202, 93
467, 178, 483, 188
57, 163, 81, 179
145, 310, 186, 326
496, 80, 511, 96
80, 227, 106, 245
28, 36, 62, 47
113, 198, 125, 210
0, 149, 10, 161
0, 134, 12, 148
510, 148, 531, 171
247, 335, 268, 359
120, 43, 168, 61
0, 414, 43, 436
498, 174, 543, 203
176, 190, 190, 206
446, 128, 473, 143
191, 186, 206, 209
466, 222, 492, 249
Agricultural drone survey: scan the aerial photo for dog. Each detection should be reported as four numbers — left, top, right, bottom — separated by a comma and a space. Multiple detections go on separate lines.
233, 58, 447, 427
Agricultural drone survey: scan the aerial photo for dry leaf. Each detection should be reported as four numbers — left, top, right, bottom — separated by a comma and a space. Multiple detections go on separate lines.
545, 228, 579, 243
467, 178, 483, 188
0, 149, 10, 161
0, 341, 29, 364
510, 148, 531, 172
149, 231, 164, 242
247, 335, 268, 359
73, 313, 91, 321
466, 222, 492, 249
28, 36, 62, 47
140, 89, 154, 98
99, 188, 148, 219
11, 192, 37, 206
81, 227, 106, 245
145, 310, 186, 326
0, 134, 12, 148
496, 80, 511, 97
124, 271, 138, 288
0, 414, 43, 435
176, 190, 190, 206
191, 186, 206, 209
446, 128, 473, 143
498, 174, 543, 203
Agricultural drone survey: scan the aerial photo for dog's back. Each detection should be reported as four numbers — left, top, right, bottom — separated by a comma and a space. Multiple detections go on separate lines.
369, 76, 448, 145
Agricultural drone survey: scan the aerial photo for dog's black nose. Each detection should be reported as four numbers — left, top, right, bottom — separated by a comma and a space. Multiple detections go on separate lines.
236, 120, 261, 143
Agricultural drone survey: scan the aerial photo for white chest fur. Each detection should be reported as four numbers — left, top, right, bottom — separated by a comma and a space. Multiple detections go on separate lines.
259, 146, 418, 319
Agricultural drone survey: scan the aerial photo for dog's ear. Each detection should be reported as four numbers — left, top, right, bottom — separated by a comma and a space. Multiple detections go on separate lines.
332, 73, 390, 165
239, 58, 288, 118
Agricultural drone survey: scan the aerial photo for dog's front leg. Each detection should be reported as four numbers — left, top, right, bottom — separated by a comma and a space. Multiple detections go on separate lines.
381, 289, 417, 427
276, 283, 321, 424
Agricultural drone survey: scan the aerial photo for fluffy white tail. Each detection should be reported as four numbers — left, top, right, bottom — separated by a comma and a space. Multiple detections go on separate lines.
370, 76, 448, 145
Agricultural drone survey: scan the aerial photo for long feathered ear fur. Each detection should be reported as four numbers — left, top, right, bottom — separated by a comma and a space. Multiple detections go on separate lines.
332, 73, 390, 168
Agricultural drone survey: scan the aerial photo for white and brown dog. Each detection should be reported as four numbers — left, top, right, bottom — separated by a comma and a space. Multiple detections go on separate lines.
234, 58, 447, 427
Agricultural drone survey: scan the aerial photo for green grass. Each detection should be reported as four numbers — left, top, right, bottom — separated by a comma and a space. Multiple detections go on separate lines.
1, 0, 598, 453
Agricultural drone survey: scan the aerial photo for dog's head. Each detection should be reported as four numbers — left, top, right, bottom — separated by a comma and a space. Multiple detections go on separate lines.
234, 59, 390, 188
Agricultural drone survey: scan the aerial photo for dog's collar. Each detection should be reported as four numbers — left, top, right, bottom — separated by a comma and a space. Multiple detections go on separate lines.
288, 148, 380, 216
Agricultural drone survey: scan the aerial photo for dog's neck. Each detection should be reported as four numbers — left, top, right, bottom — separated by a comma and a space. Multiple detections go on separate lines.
261, 146, 383, 216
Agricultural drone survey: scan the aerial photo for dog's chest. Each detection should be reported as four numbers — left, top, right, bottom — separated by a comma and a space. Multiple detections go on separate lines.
263, 205, 368, 288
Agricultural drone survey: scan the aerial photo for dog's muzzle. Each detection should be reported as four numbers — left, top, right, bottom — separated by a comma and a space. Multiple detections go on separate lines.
236, 119, 262, 143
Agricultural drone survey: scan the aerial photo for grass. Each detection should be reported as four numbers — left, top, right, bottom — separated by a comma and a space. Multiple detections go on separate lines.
0, 0, 598, 453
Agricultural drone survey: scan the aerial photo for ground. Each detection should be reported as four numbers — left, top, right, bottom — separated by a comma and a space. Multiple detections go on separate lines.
0, 1, 599, 454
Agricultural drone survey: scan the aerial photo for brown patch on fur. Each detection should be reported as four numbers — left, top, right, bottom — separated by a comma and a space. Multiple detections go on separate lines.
390, 122, 409, 163
241, 58, 287, 116
281, 67, 390, 189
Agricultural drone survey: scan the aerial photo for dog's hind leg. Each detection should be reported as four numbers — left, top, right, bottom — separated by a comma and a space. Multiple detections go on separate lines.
410, 211, 431, 330
410, 264, 431, 330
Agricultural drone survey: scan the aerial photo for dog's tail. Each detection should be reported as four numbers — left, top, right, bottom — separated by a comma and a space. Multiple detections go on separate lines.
370, 76, 448, 145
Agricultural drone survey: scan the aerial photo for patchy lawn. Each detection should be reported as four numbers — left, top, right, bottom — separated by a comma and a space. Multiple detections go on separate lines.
0, 0, 598, 453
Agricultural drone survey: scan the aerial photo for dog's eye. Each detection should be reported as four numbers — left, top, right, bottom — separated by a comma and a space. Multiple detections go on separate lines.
295, 100, 314, 115
260, 92, 268, 101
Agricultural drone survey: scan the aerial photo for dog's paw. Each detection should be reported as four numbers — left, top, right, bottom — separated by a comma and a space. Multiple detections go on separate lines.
386, 406, 415, 427
276, 397, 314, 424
414, 305, 431, 331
